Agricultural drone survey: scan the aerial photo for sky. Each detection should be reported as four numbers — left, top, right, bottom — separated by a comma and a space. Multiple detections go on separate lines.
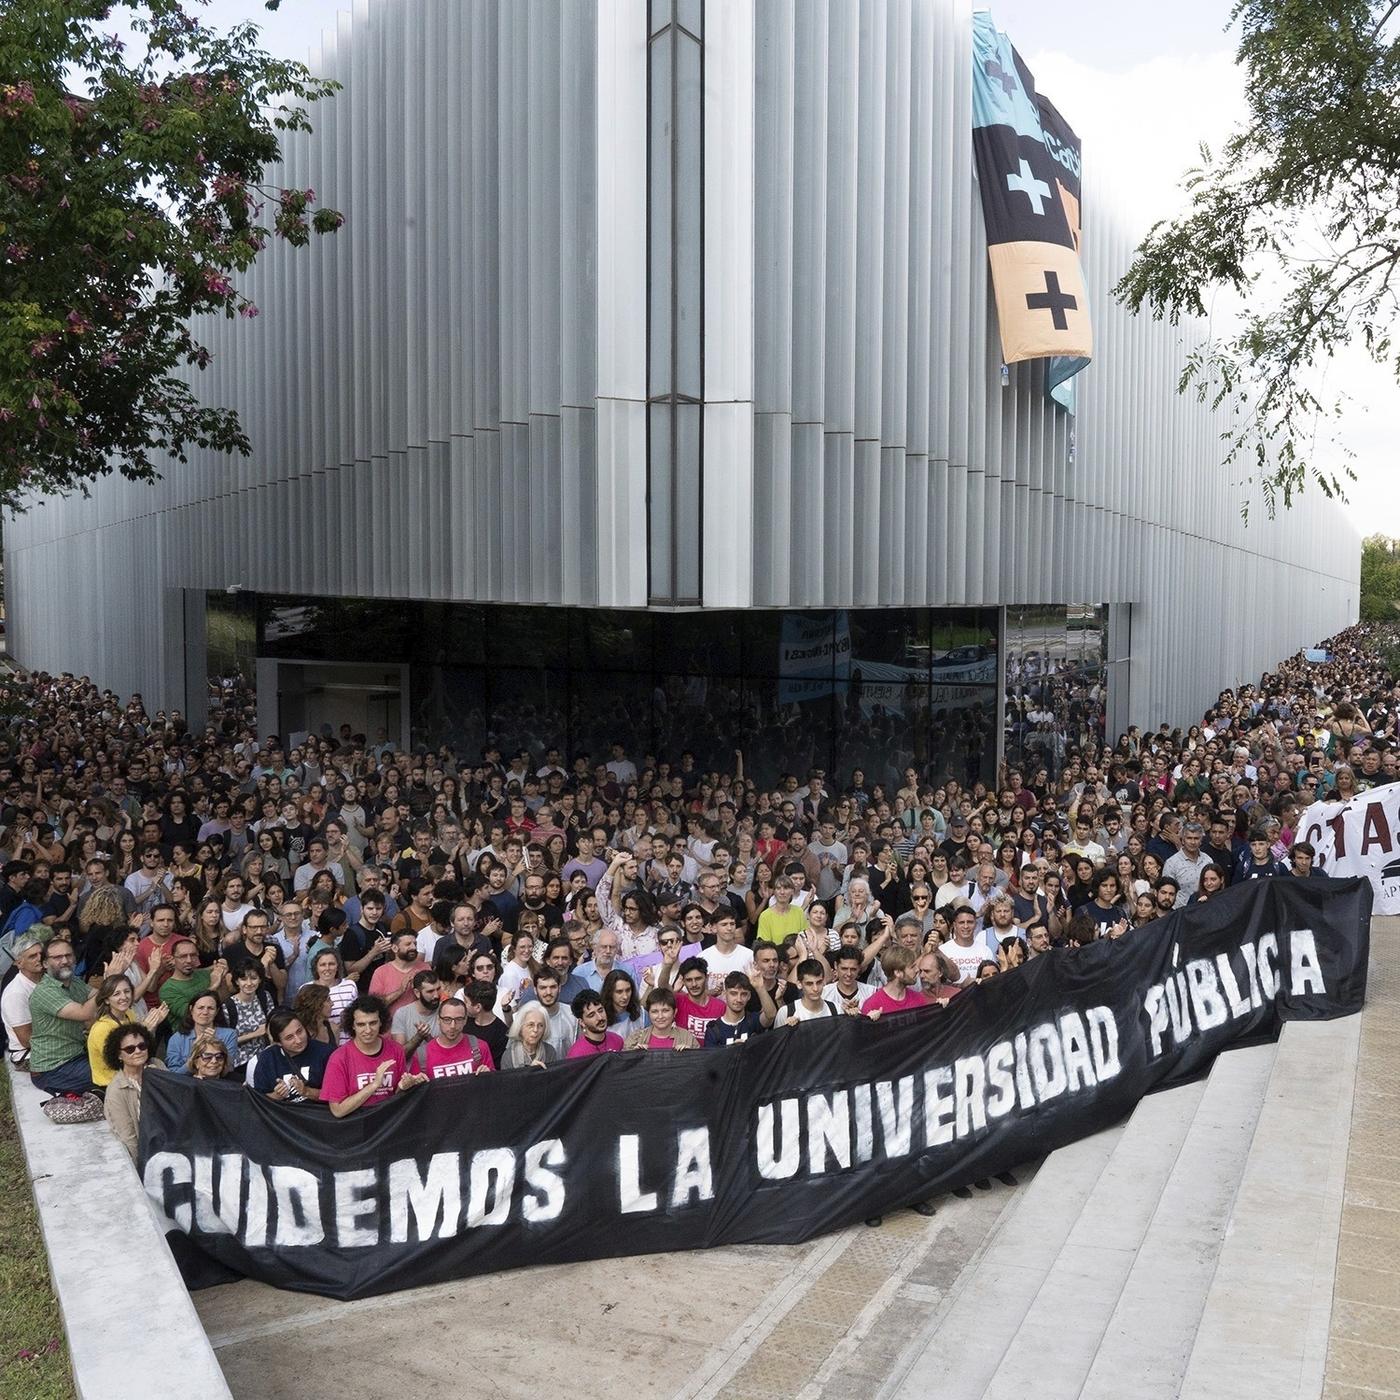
993, 0, 1398, 538
195, 0, 1396, 539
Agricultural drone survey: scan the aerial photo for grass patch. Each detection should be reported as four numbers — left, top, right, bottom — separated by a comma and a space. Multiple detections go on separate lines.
0, 1070, 75, 1400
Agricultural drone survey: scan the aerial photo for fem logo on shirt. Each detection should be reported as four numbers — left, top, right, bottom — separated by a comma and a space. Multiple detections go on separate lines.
429, 1059, 481, 1079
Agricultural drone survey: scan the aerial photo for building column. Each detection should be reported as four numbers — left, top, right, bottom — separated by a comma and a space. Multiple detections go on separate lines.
255, 657, 279, 745
700, 0, 754, 608
181, 590, 209, 732
595, 0, 649, 608
1106, 602, 1133, 743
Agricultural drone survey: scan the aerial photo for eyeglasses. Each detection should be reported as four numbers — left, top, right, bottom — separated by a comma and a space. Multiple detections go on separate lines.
660, 937, 681, 946
911, 895, 930, 903
197, 1051, 226, 1063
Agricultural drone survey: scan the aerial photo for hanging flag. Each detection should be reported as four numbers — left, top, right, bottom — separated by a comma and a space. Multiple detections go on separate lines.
972, 11, 1091, 409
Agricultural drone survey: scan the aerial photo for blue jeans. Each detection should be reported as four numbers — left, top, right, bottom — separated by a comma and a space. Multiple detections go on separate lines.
31, 1055, 96, 1097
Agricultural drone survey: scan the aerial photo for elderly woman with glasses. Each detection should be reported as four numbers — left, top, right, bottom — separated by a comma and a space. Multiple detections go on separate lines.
189, 1040, 232, 1080
102, 1023, 166, 1162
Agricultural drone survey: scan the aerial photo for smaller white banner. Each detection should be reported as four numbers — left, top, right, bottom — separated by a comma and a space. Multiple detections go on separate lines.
1298, 781, 1400, 914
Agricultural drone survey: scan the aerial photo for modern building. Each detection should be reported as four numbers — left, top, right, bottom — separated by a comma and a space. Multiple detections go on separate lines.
5, 0, 1359, 789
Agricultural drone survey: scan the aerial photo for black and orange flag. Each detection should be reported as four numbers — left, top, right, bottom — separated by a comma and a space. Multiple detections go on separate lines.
973, 10, 1090, 410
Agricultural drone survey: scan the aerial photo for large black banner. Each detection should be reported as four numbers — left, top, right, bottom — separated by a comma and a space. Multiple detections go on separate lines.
140, 878, 1371, 1300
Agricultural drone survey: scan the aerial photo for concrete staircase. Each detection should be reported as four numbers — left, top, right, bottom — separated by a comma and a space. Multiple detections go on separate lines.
880, 1016, 1361, 1400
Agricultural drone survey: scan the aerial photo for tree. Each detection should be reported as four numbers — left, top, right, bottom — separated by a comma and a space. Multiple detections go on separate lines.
1360, 533, 1400, 620
1115, 0, 1400, 517
0, 0, 341, 509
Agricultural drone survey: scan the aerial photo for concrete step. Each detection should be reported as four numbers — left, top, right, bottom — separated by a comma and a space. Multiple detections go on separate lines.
807, 1164, 1040, 1400
981, 1075, 1211, 1400
1078, 1039, 1280, 1400
1179, 1017, 1361, 1400
884, 1118, 1130, 1400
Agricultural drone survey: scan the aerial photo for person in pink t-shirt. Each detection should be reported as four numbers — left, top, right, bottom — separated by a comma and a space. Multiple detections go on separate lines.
863, 947, 932, 1020
566, 990, 624, 1057
323, 995, 428, 1116
666, 956, 726, 1043
420, 1000, 495, 1079
367, 931, 430, 1014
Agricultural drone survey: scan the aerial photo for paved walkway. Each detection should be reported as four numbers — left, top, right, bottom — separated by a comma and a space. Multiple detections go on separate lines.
191, 915, 1399, 1400
1325, 914, 1400, 1400
192, 1172, 1028, 1399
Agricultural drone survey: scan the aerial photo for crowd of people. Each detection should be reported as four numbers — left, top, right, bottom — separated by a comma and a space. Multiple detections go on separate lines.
0, 623, 1393, 1193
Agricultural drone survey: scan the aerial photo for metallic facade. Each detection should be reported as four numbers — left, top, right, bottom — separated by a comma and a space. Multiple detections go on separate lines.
5, 0, 1359, 734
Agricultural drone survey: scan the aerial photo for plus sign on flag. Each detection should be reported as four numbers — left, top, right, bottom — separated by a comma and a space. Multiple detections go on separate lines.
972, 12, 1092, 397
1006, 159, 1052, 216
986, 247, 1090, 361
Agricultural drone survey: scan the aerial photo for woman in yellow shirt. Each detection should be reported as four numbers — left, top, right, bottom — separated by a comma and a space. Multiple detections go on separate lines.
87, 976, 168, 1088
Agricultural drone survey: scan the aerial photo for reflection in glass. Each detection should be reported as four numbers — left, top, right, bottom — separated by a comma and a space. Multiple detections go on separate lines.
486, 668, 570, 761
742, 674, 833, 789
653, 610, 741, 674
257, 595, 412, 663
244, 598, 1004, 792
206, 589, 256, 690
568, 672, 657, 768
1003, 604, 1109, 780
409, 666, 485, 755
569, 611, 654, 673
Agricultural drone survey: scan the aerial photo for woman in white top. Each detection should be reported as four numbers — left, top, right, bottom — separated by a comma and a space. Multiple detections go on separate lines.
497, 931, 538, 1003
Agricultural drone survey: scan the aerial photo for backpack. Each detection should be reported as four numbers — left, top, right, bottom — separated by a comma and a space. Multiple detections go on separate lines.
0, 904, 39, 978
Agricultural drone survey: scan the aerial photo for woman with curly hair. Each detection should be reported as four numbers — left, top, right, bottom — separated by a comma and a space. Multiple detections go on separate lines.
103, 1023, 165, 1161
76, 884, 131, 982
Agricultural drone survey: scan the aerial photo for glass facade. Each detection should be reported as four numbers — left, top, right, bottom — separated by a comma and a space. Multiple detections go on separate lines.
238, 596, 1000, 790
1003, 604, 1109, 781
205, 589, 257, 691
